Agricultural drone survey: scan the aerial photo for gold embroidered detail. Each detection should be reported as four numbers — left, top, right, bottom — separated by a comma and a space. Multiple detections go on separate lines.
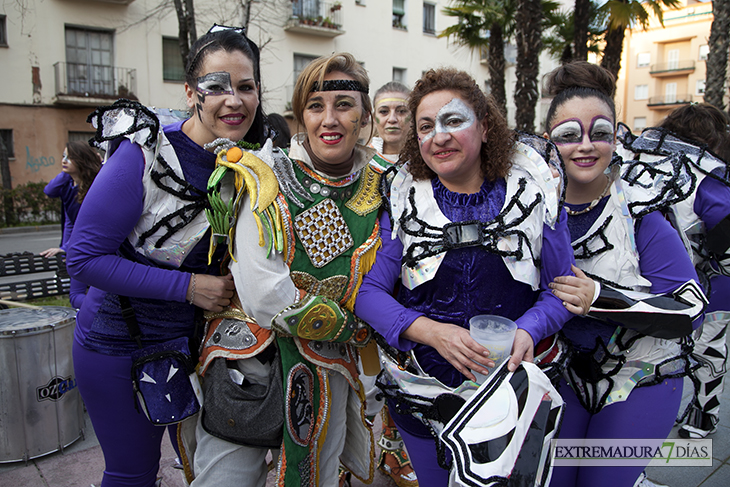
297, 303, 339, 340
293, 198, 354, 268
291, 271, 349, 301
345, 165, 382, 216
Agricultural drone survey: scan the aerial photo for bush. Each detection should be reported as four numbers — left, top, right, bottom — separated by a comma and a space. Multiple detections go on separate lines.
0, 181, 61, 227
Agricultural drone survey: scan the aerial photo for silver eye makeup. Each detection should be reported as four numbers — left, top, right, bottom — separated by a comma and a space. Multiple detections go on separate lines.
550, 117, 614, 145
196, 72, 234, 96
419, 98, 476, 143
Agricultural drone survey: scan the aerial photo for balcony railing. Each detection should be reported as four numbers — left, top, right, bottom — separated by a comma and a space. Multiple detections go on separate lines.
649, 60, 695, 75
53, 62, 137, 105
647, 93, 693, 107
286, 1, 344, 37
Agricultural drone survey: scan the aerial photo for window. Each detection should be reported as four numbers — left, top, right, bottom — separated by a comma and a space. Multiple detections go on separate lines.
697, 79, 706, 95
699, 45, 709, 61
667, 49, 679, 70
665, 82, 677, 103
293, 0, 320, 19
484, 79, 491, 96
0, 15, 7, 47
65, 27, 114, 96
293, 54, 318, 85
0, 130, 13, 158
637, 52, 650, 68
163, 37, 185, 82
393, 67, 406, 84
393, 0, 406, 29
423, 3, 435, 34
633, 117, 647, 132
634, 84, 649, 100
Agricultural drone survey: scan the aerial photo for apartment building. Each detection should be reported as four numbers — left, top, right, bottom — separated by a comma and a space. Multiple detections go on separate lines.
615, 0, 723, 132
0, 0, 494, 187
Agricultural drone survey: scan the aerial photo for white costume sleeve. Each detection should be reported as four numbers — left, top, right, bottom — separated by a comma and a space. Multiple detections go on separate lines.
228, 192, 298, 329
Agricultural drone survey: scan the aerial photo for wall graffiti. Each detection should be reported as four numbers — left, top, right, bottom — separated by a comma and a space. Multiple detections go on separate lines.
25, 146, 56, 172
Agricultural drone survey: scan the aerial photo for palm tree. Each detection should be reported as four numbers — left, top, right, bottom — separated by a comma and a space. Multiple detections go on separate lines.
514, 0, 543, 132
705, 0, 730, 111
599, 0, 681, 80
573, 0, 591, 61
441, 0, 516, 117
543, 2, 603, 65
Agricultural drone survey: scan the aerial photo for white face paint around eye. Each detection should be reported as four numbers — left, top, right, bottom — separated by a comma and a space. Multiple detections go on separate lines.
550, 120, 583, 145
196, 72, 234, 96
419, 98, 476, 143
589, 118, 615, 143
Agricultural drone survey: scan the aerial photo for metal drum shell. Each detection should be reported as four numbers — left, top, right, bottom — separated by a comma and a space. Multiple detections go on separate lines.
0, 306, 83, 463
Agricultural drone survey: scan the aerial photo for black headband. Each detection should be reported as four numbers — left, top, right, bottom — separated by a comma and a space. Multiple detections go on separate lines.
311, 79, 369, 94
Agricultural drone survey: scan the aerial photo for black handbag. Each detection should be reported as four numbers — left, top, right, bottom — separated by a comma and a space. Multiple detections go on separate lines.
200, 348, 284, 448
121, 296, 203, 426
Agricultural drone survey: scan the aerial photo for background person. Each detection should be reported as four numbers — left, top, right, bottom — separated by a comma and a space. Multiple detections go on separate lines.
40, 141, 101, 259
657, 103, 730, 439
545, 62, 705, 487
369, 81, 411, 165
355, 68, 576, 486
66, 26, 264, 487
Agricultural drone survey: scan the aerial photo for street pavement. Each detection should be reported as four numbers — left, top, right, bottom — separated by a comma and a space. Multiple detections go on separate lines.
0, 226, 728, 486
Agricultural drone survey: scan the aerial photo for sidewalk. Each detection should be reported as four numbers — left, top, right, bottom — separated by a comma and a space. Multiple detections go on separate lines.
0, 376, 728, 486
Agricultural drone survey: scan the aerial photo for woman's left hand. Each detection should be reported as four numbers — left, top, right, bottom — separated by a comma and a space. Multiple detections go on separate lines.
549, 264, 595, 316
507, 329, 534, 372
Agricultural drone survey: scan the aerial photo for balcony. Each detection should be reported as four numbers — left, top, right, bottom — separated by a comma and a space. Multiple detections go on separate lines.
647, 93, 693, 109
53, 62, 137, 106
285, 1, 344, 37
649, 60, 695, 77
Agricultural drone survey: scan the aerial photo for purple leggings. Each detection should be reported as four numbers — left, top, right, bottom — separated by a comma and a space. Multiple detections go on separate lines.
73, 340, 178, 487
550, 377, 683, 487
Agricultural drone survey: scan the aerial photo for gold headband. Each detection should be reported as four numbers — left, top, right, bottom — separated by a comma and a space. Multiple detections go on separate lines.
376, 97, 408, 106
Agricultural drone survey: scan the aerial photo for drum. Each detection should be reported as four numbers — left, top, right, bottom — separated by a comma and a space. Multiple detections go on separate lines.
0, 306, 83, 462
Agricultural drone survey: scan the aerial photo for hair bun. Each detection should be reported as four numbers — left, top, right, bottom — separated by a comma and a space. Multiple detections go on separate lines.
545, 61, 616, 99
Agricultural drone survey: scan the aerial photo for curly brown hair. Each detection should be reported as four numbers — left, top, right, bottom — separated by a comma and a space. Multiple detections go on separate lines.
401, 68, 514, 182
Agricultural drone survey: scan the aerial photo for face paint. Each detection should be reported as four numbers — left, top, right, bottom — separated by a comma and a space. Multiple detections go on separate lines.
417, 98, 476, 144
196, 72, 235, 96
550, 116, 614, 145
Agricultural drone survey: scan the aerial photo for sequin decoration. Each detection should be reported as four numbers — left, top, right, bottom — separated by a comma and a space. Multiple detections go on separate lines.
294, 198, 354, 268
286, 364, 315, 447
290, 271, 349, 301
345, 165, 382, 216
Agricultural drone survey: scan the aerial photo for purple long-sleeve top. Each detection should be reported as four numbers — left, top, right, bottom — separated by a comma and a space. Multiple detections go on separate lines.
44, 171, 80, 249
67, 121, 221, 352
694, 176, 730, 313
355, 179, 575, 354
564, 201, 703, 350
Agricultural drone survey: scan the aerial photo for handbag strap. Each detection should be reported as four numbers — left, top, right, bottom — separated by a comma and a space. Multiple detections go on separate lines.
119, 295, 144, 349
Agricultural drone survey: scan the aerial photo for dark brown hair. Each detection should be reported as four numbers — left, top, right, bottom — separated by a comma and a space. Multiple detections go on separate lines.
66, 141, 101, 203
544, 61, 617, 132
401, 68, 514, 182
659, 103, 730, 162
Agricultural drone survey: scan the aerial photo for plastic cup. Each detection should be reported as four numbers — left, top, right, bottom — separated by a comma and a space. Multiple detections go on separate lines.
468, 314, 517, 383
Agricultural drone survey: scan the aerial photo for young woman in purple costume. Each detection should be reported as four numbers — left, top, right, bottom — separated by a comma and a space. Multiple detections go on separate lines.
545, 62, 705, 487
659, 103, 730, 440
355, 68, 577, 486
66, 27, 265, 487
41, 140, 101, 308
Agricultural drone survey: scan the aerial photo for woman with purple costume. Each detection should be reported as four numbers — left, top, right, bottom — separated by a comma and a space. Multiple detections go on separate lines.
66, 27, 264, 487
42, 141, 102, 308
355, 68, 576, 486
545, 62, 706, 487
